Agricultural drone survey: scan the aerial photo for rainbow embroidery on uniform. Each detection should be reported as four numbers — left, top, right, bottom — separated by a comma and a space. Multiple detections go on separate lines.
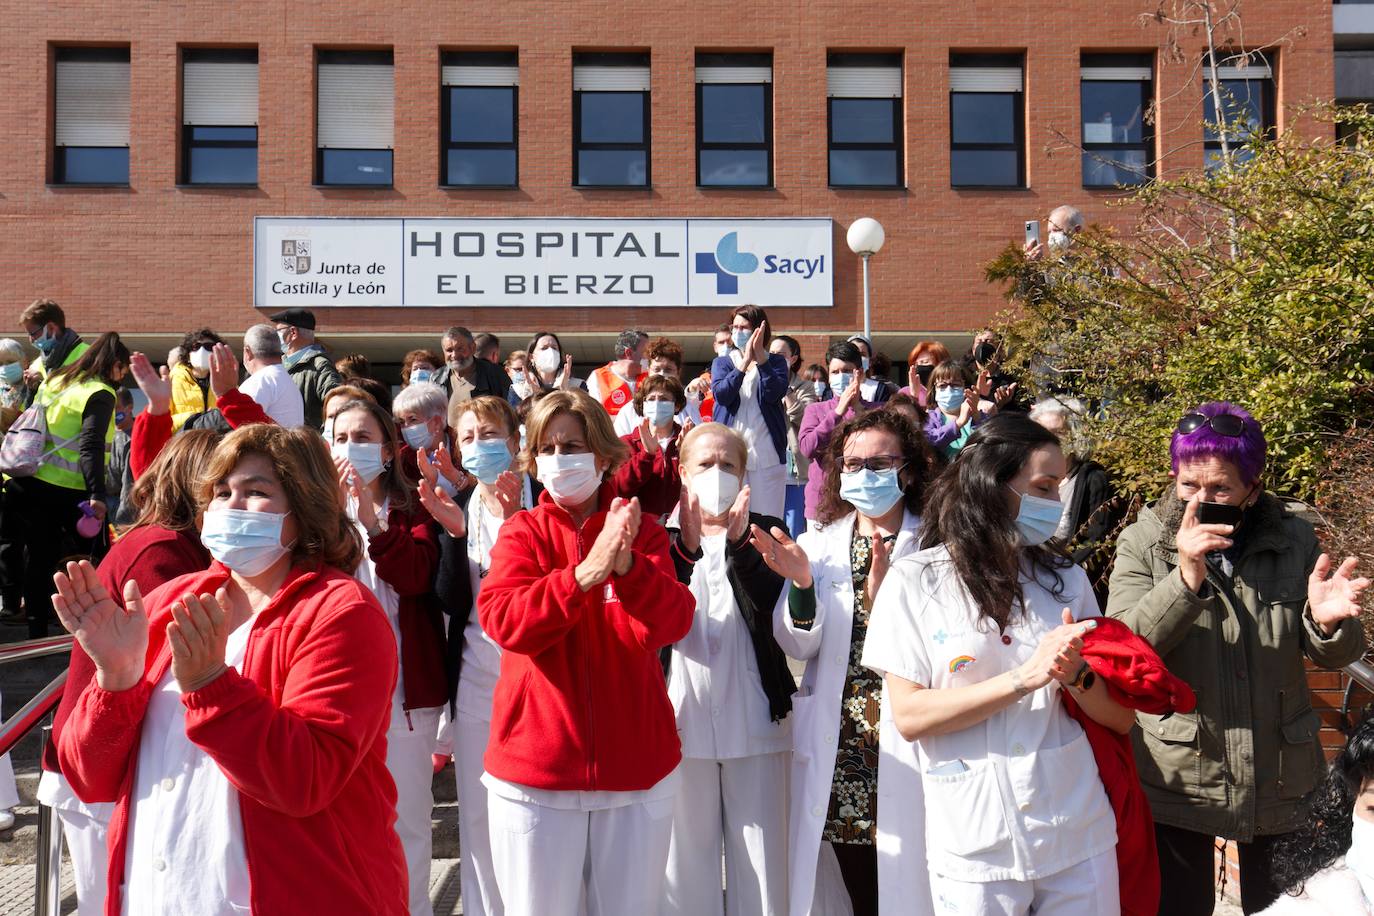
949, 655, 976, 673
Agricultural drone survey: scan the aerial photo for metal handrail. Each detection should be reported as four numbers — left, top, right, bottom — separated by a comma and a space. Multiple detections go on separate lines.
0, 669, 67, 759
1346, 658, 1374, 694
0, 635, 73, 665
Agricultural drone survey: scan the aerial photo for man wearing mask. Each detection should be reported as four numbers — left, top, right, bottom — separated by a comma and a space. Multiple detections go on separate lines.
268, 308, 343, 429
239, 323, 305, 427
20, 298, 88, 398
1023, 204, 1084, 261
433, 325, 513, 404
586, 328, 648, 417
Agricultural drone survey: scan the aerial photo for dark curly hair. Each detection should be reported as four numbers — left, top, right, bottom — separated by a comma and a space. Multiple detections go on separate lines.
1271, 712, 1374, 897
918, 413, 1071, 633
815, 409, 934, 526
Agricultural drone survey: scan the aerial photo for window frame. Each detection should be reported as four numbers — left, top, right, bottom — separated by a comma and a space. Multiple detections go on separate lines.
948, 54, 1025, 190
695, 53, 773, 189
441, 84, 520, 188
52, 46, 131, 187
826, 53, 904, 189
1079, 56, 1155, 189
314, 49, 395, 188
572, 88, 651, 188
1202, 71, 1275, 172
181, 125, 259, 186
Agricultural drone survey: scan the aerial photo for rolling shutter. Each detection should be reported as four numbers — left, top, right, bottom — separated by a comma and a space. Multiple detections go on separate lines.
317, 62, 394, 149
184, 59, 259, 126
55, 58, 130, 147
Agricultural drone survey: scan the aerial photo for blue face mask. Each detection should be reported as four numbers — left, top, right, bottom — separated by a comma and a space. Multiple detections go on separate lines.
936, 386, 965, 413
401, 422, 433, 451
0, 362, 22, 384
33, 329, 57, 354
460, 438, 514, 485
643, 399, 676, 428
410, 368, 432, 386
829, 372, 853, 398
1009, 486, 1063, 546
200, 508, 292, 577
731, 328, 751, 351
115, 411, 129, 425
839, 467, 904, 518
812, 380, 828, 399
331, 441, 386, 485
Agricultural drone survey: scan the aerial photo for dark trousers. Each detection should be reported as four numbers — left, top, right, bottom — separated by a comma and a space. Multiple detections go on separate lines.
0, 476, 96, 638
831, 841, 877, 916
1155, 821, 1289, 916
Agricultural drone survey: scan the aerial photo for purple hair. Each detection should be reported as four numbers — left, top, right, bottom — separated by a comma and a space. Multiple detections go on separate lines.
1170, 401, 1267, 485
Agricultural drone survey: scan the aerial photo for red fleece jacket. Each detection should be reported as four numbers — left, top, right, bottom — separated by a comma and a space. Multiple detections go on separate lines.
368, 500, 447, 711
1062, 617, 1197, 916
58, 563, 407, 916
130, 389, 271, 480
477, 482, 695, 791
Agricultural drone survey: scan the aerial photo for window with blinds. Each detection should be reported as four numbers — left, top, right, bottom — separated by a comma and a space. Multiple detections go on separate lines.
54, 46, 130, 185
696, 53, 772, 188
826, 52, 903, 188
182, 48, 258, 185
442, 51, 518, 187
316, 49, 394, 186
1081, 53, 1154, 188
1203, 51, 1275, 173
572, 52, 650, 187
949, 53, 1025, 188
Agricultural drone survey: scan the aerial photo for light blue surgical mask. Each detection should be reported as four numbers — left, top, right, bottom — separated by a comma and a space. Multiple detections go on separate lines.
828, 372, 853, 398
460, 438, 513, 485
812, 380, 828, 399
1009, 486, 1062, 546
936, 386, 965, 413
331, 441, 386, 485
860, 356, 870, 372
731, 328, 751, 351
0, 363, 22, 385
510, 370, 527, 386
33, 330, 57, 354
410, 368, 432, 386
643, 399, 675, 428
839, 467, 904, 518
200, 508, 292, 577
402, 422, 433, 451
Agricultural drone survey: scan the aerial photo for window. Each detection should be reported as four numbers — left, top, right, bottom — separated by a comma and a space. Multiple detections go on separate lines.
696, 53, 772, 187
1080, 54, 1154, 188
53, 47, 130, 185
949, 54, 1024, 188
442, 51, 518, 187
182, 49, 258, 185
573, 53, 650, 187
826, 53, 902, 188
316, 50, 394, 186
1203, 53, 1274, 172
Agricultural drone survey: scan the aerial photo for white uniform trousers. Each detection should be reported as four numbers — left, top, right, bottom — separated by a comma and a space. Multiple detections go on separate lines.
58, 808, 109, 916
387, 705, 442, 916
661, 753, 789, 916
488, 791, 675, 916
743, 464, 787, 519
454, 709, 502, 915
927, 847, 1120, 916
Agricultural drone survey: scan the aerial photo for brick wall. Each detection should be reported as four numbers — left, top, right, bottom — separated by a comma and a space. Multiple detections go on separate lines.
0, 2, 1336, 352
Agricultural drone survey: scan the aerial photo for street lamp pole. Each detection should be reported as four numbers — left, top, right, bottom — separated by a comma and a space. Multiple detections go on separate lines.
861, 253, 872, 341
846, 217, 885, 344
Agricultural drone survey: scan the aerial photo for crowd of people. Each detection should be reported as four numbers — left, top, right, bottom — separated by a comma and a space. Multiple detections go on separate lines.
0, 271, 1371, 916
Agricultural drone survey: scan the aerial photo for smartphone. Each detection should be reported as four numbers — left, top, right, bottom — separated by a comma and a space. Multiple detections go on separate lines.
1196, 500, 1244, 528
1024, 220, 1040, 247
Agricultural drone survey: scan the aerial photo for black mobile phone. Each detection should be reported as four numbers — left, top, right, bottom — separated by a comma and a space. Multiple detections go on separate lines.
1196, 500, 1244, 528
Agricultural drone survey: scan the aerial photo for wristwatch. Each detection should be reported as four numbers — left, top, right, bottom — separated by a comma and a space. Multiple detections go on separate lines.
1068, 662, 1096, 692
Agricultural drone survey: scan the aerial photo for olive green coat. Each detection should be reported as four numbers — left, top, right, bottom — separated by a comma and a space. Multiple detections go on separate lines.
1106, 492, 1364, 841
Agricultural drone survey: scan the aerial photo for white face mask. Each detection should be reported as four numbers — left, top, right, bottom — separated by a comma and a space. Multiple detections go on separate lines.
1048, 229, 1072, 254
535, 452, 602, 506
533, 347, 561, 374
714, 342, 731, 358
690, 466, 741, 518
1350, 815, 1374, 907
189, 347, 212, 373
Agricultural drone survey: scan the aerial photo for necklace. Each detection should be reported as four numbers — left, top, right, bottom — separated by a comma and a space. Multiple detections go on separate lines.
471, 484, 524, 577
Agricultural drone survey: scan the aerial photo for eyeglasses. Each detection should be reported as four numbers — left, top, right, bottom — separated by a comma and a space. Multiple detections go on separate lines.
25, 325, 44, 341
1177, 413, 1245, 437
840, 455, 906, 474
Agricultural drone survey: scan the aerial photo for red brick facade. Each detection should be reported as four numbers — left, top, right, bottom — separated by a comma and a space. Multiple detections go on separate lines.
0, 2, 1337, 362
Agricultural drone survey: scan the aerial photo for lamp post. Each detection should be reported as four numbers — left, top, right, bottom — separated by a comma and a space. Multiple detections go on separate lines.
846, 217, 885, 342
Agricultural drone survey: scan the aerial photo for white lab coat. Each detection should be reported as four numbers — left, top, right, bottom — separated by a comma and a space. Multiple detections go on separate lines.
771, 509, 927, 916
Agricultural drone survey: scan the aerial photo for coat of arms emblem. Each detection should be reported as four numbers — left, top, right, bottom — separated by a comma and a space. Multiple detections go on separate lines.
281, 239, 311, 274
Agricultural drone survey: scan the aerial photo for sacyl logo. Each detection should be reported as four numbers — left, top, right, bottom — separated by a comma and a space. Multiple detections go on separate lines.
695, 232, 757, 294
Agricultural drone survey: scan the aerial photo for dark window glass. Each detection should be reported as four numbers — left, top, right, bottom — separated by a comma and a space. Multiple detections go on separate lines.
319, 149, 393, 185
697, 78, 770, 187
950, 149, 1019, 187
184, 126, 257, 184
951, 94, 1017, 144
1203, 77, 1273, 172
579, 93, 646, 143
446, 149, 517, 186
699, 149, 769, 186
443, 83, 518, 187
700, 84, 766, 143
827, 97, 902, 187
576, 150, 647, 186
949, 55, 1023, 190
574, 84, 650, 187
54, 147, 129, 184
1080, 65, 1153, 188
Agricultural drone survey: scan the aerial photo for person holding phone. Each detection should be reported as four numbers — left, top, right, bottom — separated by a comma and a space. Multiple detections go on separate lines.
1108, 401, 1368, 916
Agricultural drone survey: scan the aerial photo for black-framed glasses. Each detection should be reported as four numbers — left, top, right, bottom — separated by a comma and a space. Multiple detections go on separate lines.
1177, 413, 1245, 437
26, 325, 44, 341
840, 455, 907, 474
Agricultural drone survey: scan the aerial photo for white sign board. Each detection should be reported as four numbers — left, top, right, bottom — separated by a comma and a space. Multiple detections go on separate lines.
254, 217, 833, 308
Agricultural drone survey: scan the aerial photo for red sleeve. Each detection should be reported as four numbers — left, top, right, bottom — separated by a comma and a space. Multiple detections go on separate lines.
58, 678, 155, 803
477, 512, 588, 656
217, 388, 273, 429
609, 521, 695, 650
369, 504, 439, 597
609, 435, 655, 498
130, 411, 174, 480
181, 588, 397, 817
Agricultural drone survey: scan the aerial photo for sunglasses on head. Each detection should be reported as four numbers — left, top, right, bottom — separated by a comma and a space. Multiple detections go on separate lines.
1177, 413, 1245, 437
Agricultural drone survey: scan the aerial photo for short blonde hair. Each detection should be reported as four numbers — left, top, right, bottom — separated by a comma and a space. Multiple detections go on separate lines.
521, 389, 629, 477
678, 422, 747, 472
451, 395, 520, 439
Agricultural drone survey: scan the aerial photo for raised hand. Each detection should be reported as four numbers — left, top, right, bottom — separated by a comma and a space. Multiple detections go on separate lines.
417, 478, 467, 538
994, 383, 1018, 408
1308, 554, 1370, 635
1175, 496, 1236, 593
638, 418, 660, 455
167, 589, 235, 693
750, 322, 770, 365
1017, 608, 1097, 692
560, 354, 575, 389
208, 343, 240, 398
432, 442, 470, 491
725, 484, 751, 543
976, 368, 993, 400
749, 524, 813, 588
678, 487, 703, 555
129, 352, 172, 416
52, 561, 148, 691
338, 460, 379, 534
836, 376, 861, 415
492, 469, 523, 519
576, 498, 630, 591
865, 532, 891, 604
